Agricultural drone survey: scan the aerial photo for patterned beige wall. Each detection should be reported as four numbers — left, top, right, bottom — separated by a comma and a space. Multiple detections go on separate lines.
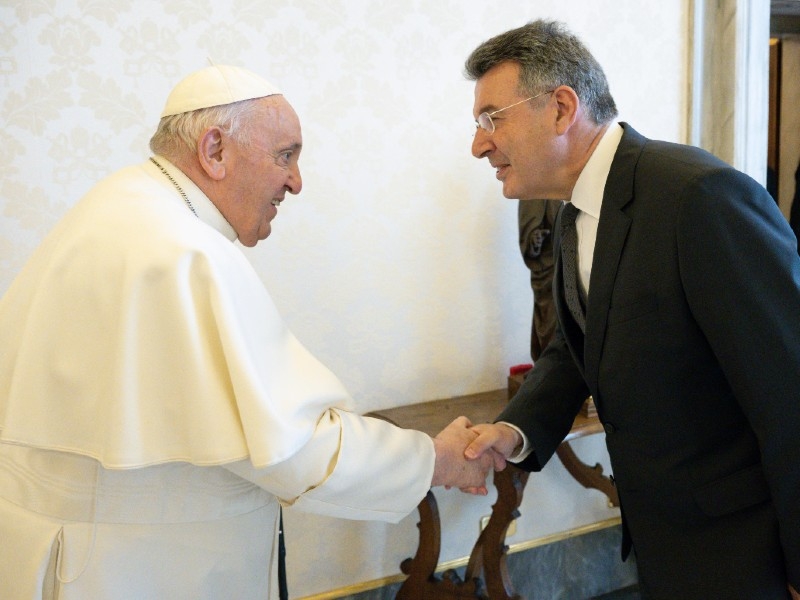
1, 0, 686, 596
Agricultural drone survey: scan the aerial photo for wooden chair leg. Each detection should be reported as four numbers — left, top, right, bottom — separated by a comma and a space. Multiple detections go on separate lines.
463, 465, 529, 600
397, 462, 533, 599
396, 490, 484, 599
555, 441, 619, 507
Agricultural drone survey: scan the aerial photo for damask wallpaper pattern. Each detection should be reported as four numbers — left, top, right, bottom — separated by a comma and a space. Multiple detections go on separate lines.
1, 1, 685, 596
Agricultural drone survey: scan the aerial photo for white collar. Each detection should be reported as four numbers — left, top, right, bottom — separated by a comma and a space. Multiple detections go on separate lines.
569, 122, 623, 218
149, 156, 238, 242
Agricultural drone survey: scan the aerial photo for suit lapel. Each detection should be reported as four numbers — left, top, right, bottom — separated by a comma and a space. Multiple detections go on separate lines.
583, 124, 646, 394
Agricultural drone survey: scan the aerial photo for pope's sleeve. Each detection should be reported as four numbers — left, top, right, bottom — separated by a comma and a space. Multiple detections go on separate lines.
224, 410, 435, 523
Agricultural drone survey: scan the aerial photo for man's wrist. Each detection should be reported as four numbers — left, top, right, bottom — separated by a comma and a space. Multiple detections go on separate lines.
497, 421, 531, 462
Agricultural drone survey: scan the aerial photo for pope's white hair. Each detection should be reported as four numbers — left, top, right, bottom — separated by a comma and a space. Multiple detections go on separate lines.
149, 98, 270, 160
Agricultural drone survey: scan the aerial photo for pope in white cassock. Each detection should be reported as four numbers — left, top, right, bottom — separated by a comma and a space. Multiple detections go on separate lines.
0, 65, 492, 599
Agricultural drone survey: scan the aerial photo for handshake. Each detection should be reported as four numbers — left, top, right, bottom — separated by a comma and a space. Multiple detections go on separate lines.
429, 417, 523, 495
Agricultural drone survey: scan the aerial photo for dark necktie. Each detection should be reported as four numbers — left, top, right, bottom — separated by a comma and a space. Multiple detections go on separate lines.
560, 203, 586, 333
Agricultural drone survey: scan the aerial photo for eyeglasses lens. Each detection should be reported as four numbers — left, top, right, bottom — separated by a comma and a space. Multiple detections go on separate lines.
477, 113, 494, 133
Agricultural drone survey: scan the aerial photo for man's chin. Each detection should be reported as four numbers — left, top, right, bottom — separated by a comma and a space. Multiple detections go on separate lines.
501, 182, 522, 200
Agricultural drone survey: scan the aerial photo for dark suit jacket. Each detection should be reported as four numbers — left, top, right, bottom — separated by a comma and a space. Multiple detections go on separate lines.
499, 124, 800, 599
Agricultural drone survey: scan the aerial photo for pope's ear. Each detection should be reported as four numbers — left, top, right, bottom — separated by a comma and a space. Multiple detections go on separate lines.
197, 126, 226, 181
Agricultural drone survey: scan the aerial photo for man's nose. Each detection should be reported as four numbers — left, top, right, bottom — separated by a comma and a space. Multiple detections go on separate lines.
471, 127, 494, 159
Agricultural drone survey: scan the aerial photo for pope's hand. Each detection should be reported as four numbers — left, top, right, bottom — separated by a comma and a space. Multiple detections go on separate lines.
450, 422, 523, 495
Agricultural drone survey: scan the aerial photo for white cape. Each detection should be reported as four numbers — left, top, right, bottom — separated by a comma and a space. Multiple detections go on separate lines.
0, 160, 353, 468
0, 160, 435, 599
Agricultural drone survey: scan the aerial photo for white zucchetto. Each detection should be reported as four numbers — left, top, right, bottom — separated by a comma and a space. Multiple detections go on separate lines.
160, 65, 282, 117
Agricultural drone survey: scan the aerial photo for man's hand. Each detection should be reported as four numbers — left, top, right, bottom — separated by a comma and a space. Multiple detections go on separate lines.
463, 422, 522, 472
790, 584, 800, 600
431, 416, 494, 495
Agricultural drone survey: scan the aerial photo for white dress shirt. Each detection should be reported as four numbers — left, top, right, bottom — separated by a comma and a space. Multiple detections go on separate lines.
569, 122, 623, 295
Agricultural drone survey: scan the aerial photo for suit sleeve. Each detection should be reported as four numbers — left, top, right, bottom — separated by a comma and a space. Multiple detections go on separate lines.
678, 167, 800, 586
495, 323, 590, 471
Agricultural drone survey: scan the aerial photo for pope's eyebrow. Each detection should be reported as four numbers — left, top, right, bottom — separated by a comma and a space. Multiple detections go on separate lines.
274, 142, 302, 155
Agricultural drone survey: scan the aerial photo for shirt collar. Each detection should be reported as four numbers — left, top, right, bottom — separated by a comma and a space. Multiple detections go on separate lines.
150, 156, 238, 242
569, 122, 623, 218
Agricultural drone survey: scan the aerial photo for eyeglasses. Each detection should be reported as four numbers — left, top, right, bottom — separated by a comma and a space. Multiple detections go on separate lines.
475, 90, 554, 134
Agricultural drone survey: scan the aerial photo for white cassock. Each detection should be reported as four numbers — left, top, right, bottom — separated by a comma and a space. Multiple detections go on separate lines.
0, 158, 434, 599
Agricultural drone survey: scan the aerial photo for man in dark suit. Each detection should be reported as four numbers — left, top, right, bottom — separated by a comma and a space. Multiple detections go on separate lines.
462, 20, 800, 599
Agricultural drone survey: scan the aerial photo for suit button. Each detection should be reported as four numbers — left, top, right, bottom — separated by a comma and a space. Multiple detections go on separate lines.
603, 422, 617, 434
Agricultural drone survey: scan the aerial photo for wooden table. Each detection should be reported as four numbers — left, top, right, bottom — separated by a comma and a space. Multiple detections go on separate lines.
366, 385, 618, 600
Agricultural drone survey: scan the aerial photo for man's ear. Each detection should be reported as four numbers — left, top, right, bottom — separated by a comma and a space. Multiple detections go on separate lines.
197, 126, 226, 181
552, 86, 580, 134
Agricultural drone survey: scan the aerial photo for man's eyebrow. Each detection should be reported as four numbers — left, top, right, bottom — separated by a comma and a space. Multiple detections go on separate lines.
475, 104, 499, 116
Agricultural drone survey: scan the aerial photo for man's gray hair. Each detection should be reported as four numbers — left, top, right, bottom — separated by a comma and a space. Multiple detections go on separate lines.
149, 99, 264, 159
465, 19, 618, 125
